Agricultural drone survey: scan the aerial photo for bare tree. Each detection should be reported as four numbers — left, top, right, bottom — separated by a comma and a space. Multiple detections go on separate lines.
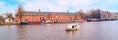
47, 14, 51, 20
75, 13, 78, 20
90, 9, 101, 19
7, 13, 14, 19
17, 5, 24, 23
78, 9, 87, 19
0, 15, 3, 24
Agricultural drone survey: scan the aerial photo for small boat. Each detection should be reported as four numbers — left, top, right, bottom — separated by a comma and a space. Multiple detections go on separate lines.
21, 22, 29, 25
66, 24, 80, 31
45, 20, 51, 24
78, 19, 86, 23
87, 19, 100, 22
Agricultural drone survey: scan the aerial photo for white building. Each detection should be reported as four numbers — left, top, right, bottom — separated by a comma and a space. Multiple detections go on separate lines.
5, 18, 13, 23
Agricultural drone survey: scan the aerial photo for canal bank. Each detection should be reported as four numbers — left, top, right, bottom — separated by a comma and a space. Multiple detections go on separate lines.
1, 19, 118, 26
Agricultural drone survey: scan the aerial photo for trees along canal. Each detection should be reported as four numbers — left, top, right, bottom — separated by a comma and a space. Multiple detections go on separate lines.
0, 15, 3, 25
78, 10, 87, 19
6, 13, 14, 20
90, 9, 101, 19
77, 9, 101, 20
17, 5, 24, 23
5, 13, 14, 25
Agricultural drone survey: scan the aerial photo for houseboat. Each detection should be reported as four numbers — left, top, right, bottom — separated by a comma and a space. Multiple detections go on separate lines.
66, 24, 80, 31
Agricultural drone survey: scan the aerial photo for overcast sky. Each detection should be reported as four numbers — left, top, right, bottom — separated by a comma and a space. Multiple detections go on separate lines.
0, 0, 118, 15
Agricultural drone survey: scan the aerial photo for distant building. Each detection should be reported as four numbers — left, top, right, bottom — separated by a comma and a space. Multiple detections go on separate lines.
15, 10, 81, 23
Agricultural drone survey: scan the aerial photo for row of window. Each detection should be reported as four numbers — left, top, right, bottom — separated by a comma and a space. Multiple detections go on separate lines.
16, 15, 44, 16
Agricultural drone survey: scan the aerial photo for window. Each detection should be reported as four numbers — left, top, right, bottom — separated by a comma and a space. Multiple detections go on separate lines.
26, 19, 28, 21
9, 19, 11, 21
40, 15, 44, 16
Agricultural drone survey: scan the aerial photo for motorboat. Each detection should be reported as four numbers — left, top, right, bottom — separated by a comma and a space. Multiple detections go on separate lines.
17, 20, 29, 25
66, 24, 80, 31
87, 19, 100, 22
45, 20, 51, 24
21, 22, 29, 25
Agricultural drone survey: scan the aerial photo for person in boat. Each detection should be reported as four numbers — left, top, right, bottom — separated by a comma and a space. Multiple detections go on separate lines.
72, 25, 74, 28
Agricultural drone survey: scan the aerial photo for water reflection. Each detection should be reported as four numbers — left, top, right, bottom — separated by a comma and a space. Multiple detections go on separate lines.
1, 21, 118, 40
65, 31, 79, 40
66, 30, 79, 35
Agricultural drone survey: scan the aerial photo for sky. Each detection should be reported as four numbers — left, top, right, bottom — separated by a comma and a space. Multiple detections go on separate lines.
0, 0, 118, 15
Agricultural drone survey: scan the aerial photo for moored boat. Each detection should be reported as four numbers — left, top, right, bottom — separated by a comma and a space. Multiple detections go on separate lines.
87, 19, 100, 22
21, 22, 29, 25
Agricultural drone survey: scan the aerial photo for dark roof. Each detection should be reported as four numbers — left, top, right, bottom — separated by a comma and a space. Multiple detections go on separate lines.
17, 11, 78, 16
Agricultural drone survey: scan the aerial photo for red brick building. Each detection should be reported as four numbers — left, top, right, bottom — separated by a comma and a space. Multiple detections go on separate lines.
15, 11, 81, 23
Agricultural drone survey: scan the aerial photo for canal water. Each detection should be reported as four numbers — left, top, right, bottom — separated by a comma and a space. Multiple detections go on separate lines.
0, 21, 118, 40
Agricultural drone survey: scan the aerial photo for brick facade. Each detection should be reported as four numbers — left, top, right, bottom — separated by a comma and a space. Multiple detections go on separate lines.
15, 11, 81, 23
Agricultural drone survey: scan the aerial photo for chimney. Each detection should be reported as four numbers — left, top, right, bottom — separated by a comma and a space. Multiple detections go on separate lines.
67, 10, 69, 13
39, 9, 41, 12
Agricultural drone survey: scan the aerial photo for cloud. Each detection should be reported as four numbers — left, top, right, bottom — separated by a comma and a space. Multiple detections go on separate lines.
0, 1, 5, 15
106, 0, 118, 4
0, 2, 5, 7
0, 0, 118, 14
0, 1, 16, 15
0, 1, 5, 10
21, 0, 99, 12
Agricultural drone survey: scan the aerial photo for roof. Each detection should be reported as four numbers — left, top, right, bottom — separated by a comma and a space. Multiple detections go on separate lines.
16, 11, 79, 16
